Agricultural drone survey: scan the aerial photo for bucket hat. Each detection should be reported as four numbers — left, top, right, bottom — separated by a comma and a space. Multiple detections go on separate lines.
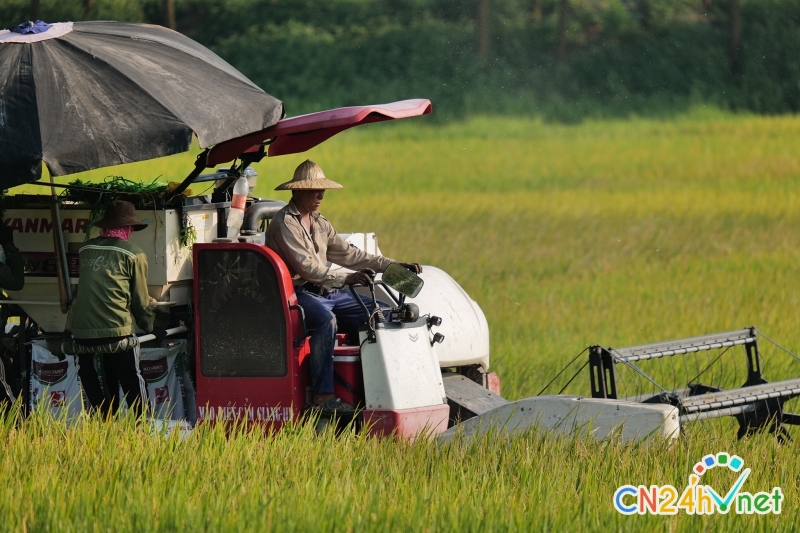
274, 160, 343, 191
93, 200, 148, 231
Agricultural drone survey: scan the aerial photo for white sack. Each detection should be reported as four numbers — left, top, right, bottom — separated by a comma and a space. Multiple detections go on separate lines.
30, 340, 82, 420
139, 340, 188, 421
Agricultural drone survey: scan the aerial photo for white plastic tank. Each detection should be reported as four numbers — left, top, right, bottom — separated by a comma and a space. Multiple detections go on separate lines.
400, 266, 490, 370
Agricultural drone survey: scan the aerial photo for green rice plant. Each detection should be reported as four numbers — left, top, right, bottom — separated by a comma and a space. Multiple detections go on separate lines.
179, 209, 197, 249
63, 175, 167, 211
0, 409, 794, 532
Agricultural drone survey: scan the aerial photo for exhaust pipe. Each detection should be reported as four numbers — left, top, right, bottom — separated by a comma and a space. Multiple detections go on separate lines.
242, 199, 286, 232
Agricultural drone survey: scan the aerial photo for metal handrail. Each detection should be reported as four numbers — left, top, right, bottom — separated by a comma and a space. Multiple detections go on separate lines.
613, 337, 755, 363
0, 300, 61, 306
679, 378, 800, 414
137, 325, 188, 343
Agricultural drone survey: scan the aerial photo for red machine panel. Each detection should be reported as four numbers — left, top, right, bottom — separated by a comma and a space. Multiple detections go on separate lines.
193, 242, 308, 428
332, 351, 364, 408
205, 99, 432, 165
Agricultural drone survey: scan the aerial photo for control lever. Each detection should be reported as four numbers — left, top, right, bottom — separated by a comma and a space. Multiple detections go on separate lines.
348, 271, 381, 343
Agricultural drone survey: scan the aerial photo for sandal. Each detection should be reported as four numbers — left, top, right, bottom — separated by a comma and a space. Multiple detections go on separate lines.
310, 396, 355, 415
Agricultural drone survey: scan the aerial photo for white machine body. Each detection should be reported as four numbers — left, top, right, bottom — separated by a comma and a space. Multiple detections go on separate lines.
332, 236, 491, 371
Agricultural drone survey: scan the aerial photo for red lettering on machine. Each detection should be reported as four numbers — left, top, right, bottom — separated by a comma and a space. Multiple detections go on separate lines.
3, 218, 89, 234
197, 405, 294, 422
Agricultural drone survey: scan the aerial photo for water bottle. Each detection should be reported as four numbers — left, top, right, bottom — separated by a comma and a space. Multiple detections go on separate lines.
226, 176, 249, 238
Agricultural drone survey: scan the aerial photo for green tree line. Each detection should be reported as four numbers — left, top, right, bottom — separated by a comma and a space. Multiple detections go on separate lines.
2, 0, 799, 120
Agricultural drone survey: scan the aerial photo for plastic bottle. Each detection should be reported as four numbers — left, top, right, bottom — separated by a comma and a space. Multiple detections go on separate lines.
226, 176, 249, 238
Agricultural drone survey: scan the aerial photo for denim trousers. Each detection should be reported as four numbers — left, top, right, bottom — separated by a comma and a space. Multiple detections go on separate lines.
295, 285, 377, 395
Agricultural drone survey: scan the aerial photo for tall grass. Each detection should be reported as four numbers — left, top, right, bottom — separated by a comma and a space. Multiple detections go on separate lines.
9, 109, 800, 531
0, 406, 794, 532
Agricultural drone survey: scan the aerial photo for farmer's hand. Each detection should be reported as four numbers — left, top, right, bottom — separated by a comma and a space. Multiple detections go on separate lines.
344, 269, 376, 287
398, 262, 422, 275
0, 224, 14, 246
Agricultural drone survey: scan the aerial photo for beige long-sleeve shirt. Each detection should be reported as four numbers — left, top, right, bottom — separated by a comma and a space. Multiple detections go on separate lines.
265, 200, 394, 290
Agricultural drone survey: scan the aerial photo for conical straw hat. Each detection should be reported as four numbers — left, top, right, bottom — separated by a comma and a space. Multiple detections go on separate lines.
274, 160, 343, 190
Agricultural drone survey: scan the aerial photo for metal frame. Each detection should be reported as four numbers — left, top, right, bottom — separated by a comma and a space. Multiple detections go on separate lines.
588, 345, 617, 399
587, 327, 800, 441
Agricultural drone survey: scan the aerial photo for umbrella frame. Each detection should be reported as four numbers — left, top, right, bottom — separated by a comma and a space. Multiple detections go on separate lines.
167, 99, 433, 198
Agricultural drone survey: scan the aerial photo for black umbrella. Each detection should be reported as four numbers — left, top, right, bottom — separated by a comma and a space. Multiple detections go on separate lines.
0, 20, 284, 189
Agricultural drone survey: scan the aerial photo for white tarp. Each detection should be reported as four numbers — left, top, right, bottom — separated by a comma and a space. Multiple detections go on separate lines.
30, 340, 82, 420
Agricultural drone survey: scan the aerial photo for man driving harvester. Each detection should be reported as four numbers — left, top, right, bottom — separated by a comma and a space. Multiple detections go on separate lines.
266, 160, 421, 414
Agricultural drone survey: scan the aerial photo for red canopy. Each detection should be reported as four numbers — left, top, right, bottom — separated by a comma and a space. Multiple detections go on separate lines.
206, 99, 432, 167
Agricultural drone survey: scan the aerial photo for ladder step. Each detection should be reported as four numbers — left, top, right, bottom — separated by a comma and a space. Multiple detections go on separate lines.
443, 373, 509, 417
608, 328, 755, 363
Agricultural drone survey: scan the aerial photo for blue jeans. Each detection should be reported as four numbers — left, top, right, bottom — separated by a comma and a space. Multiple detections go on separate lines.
296, 285, 379, 395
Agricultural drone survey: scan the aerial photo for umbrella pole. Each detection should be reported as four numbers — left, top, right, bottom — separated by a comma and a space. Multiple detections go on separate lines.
49, 177, 72, 314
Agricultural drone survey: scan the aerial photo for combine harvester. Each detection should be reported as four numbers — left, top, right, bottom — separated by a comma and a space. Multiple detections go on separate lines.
7, 100, 800, 442
3, 97, 683, 443
0, 21, 748, 440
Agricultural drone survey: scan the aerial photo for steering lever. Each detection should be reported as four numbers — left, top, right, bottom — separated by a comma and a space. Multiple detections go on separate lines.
348, 271, 381, 319
348, 282, 371, 317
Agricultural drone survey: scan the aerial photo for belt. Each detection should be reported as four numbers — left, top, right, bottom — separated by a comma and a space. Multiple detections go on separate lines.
63, 335, 139, 355
301, 281, 328, 296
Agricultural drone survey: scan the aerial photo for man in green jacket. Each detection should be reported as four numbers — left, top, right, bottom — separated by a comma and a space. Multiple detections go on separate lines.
71, 200, 163, 416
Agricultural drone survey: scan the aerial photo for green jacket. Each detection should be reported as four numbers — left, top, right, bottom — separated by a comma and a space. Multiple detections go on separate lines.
0, 243, 25, 291
71, 237, 154, 339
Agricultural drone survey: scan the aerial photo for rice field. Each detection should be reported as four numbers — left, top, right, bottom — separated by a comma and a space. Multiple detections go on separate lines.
6, 108, 800, 531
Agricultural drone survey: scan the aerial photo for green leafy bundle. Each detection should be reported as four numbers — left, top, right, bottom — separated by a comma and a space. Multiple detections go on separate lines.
62, 175, 166, 217
62, 176, 195, 247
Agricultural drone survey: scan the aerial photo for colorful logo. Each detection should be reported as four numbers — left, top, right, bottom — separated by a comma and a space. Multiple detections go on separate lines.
49, 390, 66, 407
154, 386, 171, 404
613, 452, 783, 515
